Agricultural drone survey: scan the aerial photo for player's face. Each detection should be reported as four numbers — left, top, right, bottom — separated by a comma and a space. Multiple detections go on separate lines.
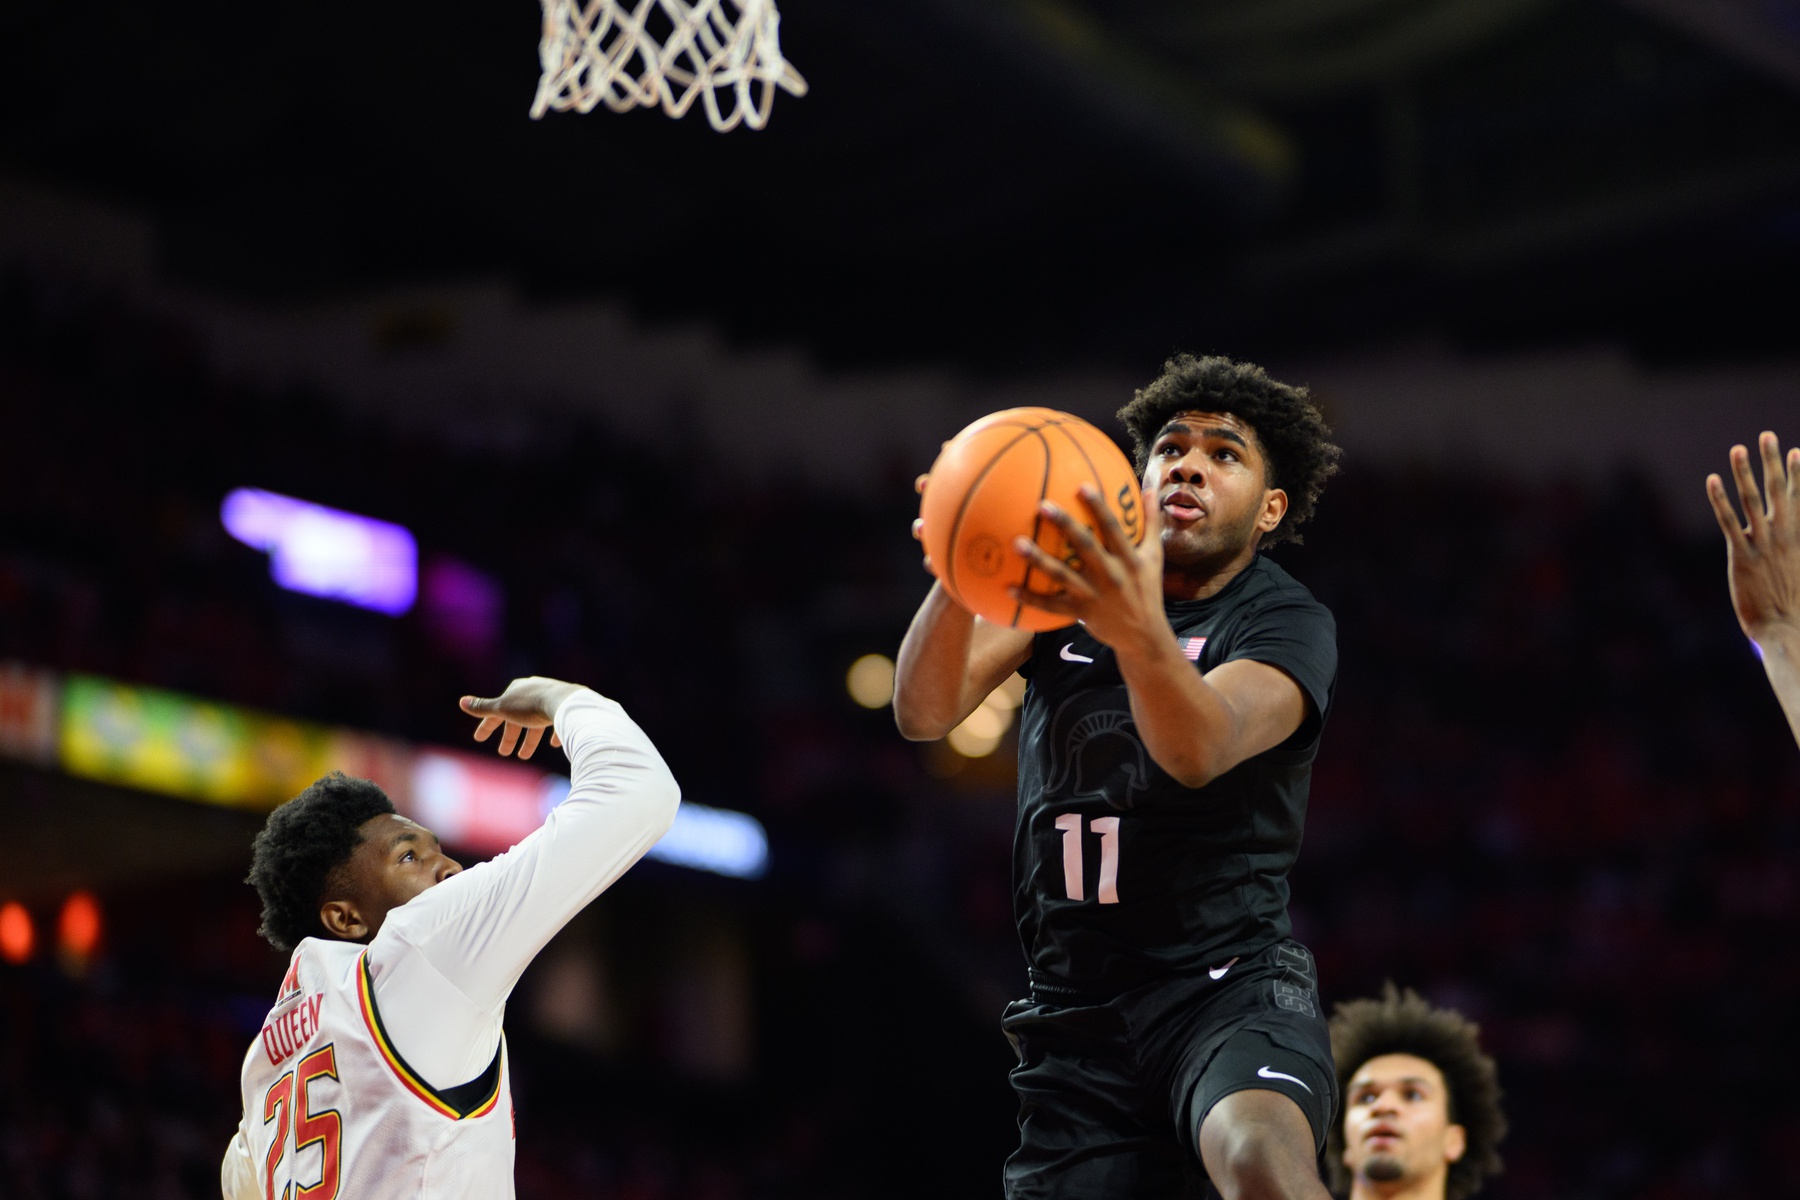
1142, 411, 1287, 571
318, 814, 464, 942
1341, 1054, 1467, 1192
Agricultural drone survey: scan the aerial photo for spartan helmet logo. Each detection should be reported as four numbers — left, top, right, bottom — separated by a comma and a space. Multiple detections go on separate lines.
1042, 688, 1152, 811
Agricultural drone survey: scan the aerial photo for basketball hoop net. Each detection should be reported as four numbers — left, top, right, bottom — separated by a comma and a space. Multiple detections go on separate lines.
532, 0, 807, 132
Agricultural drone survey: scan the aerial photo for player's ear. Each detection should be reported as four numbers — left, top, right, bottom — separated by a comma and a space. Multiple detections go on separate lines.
318, 898, 369, 941
1443, 1122, 1468, 1164
1257, 487, 1289, 535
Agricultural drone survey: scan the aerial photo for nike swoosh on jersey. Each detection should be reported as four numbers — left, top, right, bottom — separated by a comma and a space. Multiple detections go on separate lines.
1208, 957, 1239, 980
1257, 1066, 1311, 1092
1060, 644, 1095, 663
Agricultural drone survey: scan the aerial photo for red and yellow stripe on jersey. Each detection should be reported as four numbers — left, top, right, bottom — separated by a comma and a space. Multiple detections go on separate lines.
356, 951, 502, 1120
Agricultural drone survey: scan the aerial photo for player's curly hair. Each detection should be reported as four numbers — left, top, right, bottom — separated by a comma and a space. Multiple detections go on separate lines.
246, 772, 396, 953
1116, 354, 1341, 548
1326, 983, 1506, 1199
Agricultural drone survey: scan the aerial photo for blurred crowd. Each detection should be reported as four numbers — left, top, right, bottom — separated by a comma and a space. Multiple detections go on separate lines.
1284, 471, 1800, 1197
2, 261, 1797, 1198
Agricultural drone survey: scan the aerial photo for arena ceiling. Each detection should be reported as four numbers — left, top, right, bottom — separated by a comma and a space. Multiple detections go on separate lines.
3, 0, 1799, 371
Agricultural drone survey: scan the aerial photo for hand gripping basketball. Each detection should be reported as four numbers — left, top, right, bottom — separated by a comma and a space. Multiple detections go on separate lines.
1010, 484, 1169, 656
916, 408, 1145, 631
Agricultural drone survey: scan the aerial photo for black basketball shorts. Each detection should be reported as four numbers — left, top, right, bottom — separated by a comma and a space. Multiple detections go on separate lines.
1000, 940, 1337, 1200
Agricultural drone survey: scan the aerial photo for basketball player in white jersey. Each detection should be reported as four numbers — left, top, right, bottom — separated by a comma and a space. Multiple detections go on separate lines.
220, 676, 679, 1199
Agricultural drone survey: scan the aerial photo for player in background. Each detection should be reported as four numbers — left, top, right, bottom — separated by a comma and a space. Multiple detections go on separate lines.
1327, 985, 1505, 1200
897, 355, 1343, 1199
221, 676, 679, 1200
1707, 432, 1800, 750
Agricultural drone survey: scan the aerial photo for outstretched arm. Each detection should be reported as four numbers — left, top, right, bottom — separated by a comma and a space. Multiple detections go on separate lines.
367, 677, 680, 1086
1708, 432, 1800, 749
403, 678, 680, 1004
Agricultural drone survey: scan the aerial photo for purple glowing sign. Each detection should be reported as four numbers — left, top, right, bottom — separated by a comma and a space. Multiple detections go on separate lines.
221, 488, 418, 615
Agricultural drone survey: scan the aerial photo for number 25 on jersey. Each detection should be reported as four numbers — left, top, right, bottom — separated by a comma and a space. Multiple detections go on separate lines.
263, 1044, 341, 1200
1054, 814, 1121, 904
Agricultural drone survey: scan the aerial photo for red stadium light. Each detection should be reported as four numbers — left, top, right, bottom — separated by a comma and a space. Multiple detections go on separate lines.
0, 902, 32, 964
57, 892, 101, 961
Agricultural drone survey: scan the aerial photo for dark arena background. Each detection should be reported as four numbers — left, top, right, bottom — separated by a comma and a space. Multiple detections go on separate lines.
4, 2, 1800, 1197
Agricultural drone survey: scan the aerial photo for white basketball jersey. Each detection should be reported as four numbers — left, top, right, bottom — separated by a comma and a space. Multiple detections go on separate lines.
235, 937, 514, 1200
224, 688, 681, 1200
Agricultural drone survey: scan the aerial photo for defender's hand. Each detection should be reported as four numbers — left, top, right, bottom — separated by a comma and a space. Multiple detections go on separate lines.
1009, 484, 1170, 655
460, 677, 582, 759
1708, 432, 1800, 643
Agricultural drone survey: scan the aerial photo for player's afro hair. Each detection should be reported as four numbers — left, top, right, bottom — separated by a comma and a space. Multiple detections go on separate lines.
1116, 354, 1341, 548
246, 772, 396, 953
1327, 983, 1506, 1200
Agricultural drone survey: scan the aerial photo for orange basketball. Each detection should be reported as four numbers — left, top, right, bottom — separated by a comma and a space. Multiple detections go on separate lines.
919, 407, 1145, 632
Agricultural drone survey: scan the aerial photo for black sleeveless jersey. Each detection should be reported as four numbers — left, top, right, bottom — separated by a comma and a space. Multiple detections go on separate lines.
1013, 554, 1337, 996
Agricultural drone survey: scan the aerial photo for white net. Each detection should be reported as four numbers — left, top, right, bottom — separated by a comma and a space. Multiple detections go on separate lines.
532, 0, 807, 132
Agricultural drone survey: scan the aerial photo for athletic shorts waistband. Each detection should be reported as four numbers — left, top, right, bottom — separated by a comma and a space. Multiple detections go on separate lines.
1026, 946, 1283, 1007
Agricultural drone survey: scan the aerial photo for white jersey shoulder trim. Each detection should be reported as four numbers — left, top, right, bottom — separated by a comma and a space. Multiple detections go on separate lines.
352, 947, 504, 1120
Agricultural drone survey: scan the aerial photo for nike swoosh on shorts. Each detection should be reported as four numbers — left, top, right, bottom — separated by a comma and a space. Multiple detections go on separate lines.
1060, 644, 1094, 663
1208, 957, 1239, 980
1257, 1066, 1311, 1093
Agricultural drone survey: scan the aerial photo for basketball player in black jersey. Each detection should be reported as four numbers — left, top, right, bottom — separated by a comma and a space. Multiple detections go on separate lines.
896, 355, 1342, 1200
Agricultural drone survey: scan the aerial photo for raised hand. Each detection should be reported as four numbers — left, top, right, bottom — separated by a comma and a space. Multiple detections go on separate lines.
1009, 484, 1168, 655
459, 677, 584, 760
1709, 432, 1800, 749
1708, 432, 1800, 643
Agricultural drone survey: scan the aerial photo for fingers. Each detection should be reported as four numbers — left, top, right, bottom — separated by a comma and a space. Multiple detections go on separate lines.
463, 684, 569, 755
1075, 486, 1132, 557
1731, 444, 1767, 538
915, 474, 929, 495
1787, 444, 1800, 533
464, 694, 508, 744
912, 518, 936, 575
1707, 473, 1748, 551
1037, 502, 1109, 583
1761, 433, 1788, 525
550, 732, 562, 748
1010, 585, 1082, 615
1012, 535, 1095, 601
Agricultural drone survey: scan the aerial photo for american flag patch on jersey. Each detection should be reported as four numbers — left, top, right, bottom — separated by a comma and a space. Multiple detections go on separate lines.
1181, 636, 1207, 661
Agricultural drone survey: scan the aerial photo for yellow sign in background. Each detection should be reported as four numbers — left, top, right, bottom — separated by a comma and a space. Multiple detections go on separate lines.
59, 676, 338, 810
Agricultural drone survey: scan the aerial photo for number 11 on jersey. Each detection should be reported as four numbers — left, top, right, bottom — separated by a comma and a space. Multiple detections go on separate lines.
1054, 814, 1120, 904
